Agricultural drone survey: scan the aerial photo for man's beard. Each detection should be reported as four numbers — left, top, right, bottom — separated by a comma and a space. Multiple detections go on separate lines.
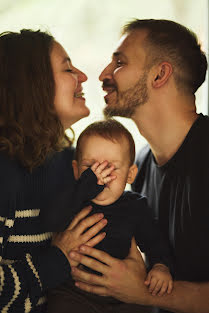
104, 71, 149, 118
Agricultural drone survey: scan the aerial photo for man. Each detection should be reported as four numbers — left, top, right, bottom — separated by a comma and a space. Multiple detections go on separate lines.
69, 19, 209, 313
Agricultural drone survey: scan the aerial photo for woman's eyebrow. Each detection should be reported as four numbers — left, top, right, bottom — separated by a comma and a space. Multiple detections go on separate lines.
62, 57, 72, 64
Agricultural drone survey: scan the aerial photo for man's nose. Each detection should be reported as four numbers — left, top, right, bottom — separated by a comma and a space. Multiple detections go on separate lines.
99, 63, 112, 81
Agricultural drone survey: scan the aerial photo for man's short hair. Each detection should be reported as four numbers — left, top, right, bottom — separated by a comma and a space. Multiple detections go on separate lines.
75, 119, 135, 165
123, 19, 208, 94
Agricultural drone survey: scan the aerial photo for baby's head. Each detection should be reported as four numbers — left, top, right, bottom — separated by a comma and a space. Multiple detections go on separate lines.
72, 119, 138, 206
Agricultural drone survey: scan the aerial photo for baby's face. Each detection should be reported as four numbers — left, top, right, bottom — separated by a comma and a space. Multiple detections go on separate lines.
75, 135, 135, 206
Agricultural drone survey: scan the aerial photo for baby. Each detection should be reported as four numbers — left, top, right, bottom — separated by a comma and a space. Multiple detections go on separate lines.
47, 119, 173, 313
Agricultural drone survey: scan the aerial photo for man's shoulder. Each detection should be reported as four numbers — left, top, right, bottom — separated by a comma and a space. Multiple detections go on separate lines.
123, 191, 147, 205
191, 113, 209, 143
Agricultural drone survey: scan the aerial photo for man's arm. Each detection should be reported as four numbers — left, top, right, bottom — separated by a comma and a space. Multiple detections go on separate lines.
69, 238, 209, 313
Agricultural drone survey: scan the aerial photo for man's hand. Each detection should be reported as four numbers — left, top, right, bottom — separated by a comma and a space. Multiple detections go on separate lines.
91, 161, 116, 185
69, 237, 152, 305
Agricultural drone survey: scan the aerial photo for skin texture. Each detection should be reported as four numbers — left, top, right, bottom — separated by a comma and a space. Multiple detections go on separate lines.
100, 32, 150, 118
53, 206, 107, 267
69, 29, 209, 313
72, 135, 138, 206
51, 41, 89, 129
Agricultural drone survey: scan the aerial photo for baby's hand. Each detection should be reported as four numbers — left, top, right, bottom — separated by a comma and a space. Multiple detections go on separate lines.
91, 161, 116, 185
144, 263, 173, 296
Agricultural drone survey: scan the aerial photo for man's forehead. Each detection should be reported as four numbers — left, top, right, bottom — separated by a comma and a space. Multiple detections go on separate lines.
114, 30, 148, 52
112, 30, 148, 63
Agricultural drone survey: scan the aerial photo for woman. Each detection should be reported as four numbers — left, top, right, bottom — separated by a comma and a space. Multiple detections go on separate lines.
0, 29, 107, 313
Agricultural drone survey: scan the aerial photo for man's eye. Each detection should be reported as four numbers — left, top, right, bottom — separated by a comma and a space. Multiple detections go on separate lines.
65, 69, 73, 72
116, 60, 123, 66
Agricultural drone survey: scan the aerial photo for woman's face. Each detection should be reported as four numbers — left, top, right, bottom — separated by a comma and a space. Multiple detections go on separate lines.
51, 41, 89, 129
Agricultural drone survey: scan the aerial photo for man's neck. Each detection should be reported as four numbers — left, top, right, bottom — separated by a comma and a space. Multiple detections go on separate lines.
132, 95, 198, 166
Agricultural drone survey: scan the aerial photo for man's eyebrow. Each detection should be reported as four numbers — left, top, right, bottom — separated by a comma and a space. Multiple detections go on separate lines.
112, 51, 127, 60
62, 57, 71, 64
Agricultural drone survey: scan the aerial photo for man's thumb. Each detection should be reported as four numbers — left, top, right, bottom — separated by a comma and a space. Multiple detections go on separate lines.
128, 237, 144, 262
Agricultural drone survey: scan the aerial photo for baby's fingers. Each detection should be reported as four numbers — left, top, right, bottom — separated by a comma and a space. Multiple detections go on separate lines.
93, 161, 109, 174
158, 281, 168, 296
99, 164, 115, 177
91, 162, 100, 172
167, 280, 173, 294
102, 175, 116, 184
144, 273, 151, 286
152, 280, 163, 296
148, 277, 157, 293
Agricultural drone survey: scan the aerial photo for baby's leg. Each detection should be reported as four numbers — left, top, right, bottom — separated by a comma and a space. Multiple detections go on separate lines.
47, 282, 105, 313
47, 282, 152, 313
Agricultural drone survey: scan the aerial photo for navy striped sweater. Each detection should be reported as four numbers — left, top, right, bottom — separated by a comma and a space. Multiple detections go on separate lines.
0, 148, 102, 313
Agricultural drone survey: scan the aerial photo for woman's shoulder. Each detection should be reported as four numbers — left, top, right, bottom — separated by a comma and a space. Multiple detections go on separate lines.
0, 152, 22, 209
0, 151, 21, 177
51, 146, 75, 164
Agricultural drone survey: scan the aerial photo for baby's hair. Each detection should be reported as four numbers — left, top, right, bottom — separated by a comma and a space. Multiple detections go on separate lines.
75, 119, 135, 165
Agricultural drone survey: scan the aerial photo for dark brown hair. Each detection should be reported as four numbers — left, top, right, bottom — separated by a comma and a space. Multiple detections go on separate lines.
123, 19, 208, 94
75, 119, 135, 165
0, 29, 72, 171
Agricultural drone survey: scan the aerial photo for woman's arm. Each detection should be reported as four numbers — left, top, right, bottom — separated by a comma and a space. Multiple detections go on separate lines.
69, 238, 209, 313
0, 207, 107, 312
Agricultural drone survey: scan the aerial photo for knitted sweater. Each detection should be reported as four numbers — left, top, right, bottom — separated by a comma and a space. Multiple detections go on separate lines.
0, 148, 102, 313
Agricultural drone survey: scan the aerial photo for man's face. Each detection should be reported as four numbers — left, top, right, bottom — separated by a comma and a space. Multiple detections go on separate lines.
99, 30, 150, 118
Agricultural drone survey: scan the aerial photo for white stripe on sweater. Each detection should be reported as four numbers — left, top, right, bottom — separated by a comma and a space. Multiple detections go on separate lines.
15, 209, 40, 218
8, 232, 53, 243
26, 254, 42, 289
24, 297, 32, 313
0, 265, 5, 295
4, 219, 14, 228
2, 265, 21, 312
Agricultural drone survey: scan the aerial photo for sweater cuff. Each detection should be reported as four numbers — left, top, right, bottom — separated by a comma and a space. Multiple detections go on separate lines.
78, 168, 105, 198
33, 246, 72, 291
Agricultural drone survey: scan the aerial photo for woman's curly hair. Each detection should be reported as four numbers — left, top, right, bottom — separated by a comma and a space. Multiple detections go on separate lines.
0, 29, 73, 171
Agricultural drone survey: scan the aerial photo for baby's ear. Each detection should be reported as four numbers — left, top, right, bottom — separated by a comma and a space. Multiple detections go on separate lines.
127, 164, 138, 184
72, 160, 79, 180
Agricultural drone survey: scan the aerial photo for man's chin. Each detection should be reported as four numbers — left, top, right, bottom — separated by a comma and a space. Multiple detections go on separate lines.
103, 105, 134, 119
103, 105, 115, 118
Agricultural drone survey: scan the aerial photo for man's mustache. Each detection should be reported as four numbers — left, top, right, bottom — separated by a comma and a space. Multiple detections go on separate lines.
102, 79, 117, 90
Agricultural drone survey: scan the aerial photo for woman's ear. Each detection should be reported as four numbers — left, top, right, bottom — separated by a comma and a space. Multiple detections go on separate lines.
127, 164, 138, 184
72, 160, 79, 180
152, 62, 173, 88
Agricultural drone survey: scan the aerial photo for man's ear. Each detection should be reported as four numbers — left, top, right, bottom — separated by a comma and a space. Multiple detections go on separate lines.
152, 62, 173, 88
72, 160, 79, 180
127, 164, 138, 184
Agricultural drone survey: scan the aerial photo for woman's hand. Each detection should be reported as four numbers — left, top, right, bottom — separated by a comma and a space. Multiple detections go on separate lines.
52, 206, 107, 267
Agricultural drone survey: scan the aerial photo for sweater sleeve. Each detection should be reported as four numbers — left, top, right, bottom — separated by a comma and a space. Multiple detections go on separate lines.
41, 168, 104, 232
0, 245, 71, 311
134, 197, 173, 271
